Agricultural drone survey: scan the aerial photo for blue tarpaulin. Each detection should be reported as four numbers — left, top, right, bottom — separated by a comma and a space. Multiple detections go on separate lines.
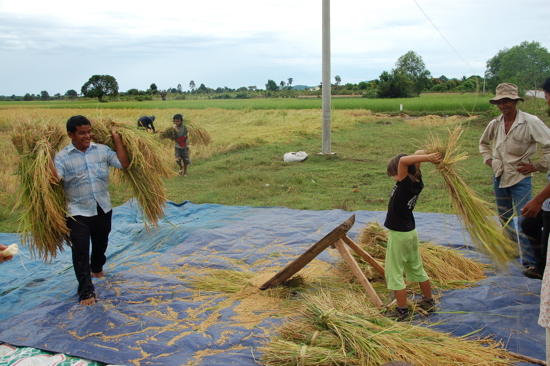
0, 200, 544, 365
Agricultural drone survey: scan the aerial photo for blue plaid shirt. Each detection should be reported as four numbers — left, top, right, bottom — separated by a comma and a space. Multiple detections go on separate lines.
54, 142, 123, 217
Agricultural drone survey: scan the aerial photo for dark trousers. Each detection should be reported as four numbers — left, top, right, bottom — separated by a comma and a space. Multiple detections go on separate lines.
67, 205, 112, 301
521, 210, 550, 275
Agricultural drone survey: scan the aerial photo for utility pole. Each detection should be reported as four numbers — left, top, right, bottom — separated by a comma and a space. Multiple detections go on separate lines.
320, 0, 333, 155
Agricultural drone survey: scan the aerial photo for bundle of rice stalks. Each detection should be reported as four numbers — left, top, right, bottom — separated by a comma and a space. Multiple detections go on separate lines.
422, 125, 518, 270
11, 120, 70, 261
261, 290, 515, 366
91, 118, 176, 227
188, 269, 307, 299
357, 221, 388, 259
158, 120, 212, 146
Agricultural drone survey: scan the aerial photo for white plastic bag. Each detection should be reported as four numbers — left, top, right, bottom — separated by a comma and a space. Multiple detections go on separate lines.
283, 151, 308, 162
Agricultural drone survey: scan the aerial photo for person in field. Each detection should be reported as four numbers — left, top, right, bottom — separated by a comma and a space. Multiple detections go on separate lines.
50, 115, 129, 306
173, 113, 191, 176
384, 150, 442, 321
479, 82, 550, 272
521, 76, 550, 365
137, 115, 156, 133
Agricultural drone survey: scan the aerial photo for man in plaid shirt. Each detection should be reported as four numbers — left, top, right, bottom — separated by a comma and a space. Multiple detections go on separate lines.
52, 115, 129, 306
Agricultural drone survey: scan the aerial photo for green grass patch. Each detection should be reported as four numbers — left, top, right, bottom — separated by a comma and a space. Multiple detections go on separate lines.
0, 93, 495, 114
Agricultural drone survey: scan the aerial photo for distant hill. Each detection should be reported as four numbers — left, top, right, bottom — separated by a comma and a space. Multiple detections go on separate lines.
291, 85, 312, 91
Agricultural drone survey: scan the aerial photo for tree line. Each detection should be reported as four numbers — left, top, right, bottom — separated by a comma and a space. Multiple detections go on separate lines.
2, 40, 548, 102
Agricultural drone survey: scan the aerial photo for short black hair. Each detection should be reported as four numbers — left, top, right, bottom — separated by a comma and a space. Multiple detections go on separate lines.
542, 77, 550, 93
66, 115, 91, 133
173, 113, 183, 121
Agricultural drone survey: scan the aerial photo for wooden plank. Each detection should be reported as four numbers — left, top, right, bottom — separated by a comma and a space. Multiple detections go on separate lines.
334, 239, 383, 308
259, 214, 355, 290
342, 235, 385, 277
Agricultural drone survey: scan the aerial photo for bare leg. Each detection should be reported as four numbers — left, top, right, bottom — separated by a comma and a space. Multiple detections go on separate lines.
183, 163, 188, 177
395, 288, 408, 308
419, 279, 432, 299
92, 271, 104, 278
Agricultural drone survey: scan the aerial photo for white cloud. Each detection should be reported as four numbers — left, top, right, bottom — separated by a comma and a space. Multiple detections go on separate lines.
0, 0, 549, 95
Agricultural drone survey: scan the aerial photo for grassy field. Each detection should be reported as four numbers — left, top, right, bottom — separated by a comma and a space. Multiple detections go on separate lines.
1, 95, 549, 233
0, 93, 501, 115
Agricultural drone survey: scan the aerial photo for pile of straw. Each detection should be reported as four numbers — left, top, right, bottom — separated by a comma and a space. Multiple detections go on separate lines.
340, 222, 487, 289
91, 118, 176, 227
422, 125, 518, 269
261, 290, 515, 366
158, 120, 212, 146
11, 120, 69, 261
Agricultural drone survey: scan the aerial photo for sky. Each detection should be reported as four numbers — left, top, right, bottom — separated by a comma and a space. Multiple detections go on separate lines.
0, 0, 549, 96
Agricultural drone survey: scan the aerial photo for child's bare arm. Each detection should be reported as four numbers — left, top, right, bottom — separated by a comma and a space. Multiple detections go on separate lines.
396, 152, 442, 181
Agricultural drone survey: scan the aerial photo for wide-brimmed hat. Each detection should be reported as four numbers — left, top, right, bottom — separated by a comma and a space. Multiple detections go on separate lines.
489, 83, 524, 104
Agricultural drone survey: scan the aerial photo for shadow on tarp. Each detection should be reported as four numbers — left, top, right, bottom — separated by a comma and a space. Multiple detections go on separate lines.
0, 200, 543, 365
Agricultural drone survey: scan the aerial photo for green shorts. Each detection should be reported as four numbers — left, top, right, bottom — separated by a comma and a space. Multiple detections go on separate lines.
175, 147, 191, 165
385, 229, 429, 291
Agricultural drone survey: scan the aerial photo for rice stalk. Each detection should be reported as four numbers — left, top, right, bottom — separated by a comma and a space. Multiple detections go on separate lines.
158, 120, 212, 146
421, 125, 518, 270
11, 120, 70, 261
189, 269, 256, 293
90, 118, 175, 228
261, 339, 351, 366
261, 290, 513, 366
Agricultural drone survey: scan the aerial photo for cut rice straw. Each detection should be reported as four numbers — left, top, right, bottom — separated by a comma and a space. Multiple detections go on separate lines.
11, 120, 70, 261
421, 125, 518, 270
90, 118, 176, 228
158, 119, 211, 146
261, 289, 515, 366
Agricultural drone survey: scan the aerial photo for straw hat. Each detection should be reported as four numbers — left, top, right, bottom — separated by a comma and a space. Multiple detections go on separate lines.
489, 83, 524, 104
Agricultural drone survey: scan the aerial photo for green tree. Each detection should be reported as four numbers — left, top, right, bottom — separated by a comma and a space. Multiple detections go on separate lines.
280, 80, 286, 90
265, 79, 278, 91
287, 78, 293, 89
486, 41, 550, 92
150, 83, 158, 94
81, 75, 119, 101
177, 84, 183, 94
23, 93, 33, 101
189, 80, 196, 92
197, 83, 209, 93
40, 90, 50, 100
377, 69, 414, 98
395, 51, 431, 96
334, 75, 341, 86
65, 89, 78, 99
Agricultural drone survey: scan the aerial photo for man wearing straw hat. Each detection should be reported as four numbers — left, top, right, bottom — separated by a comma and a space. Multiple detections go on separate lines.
52, 115, 129, 306
479, 82, 550, 270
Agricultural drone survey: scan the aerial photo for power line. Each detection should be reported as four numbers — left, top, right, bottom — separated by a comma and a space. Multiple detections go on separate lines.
413, 0, 477, 74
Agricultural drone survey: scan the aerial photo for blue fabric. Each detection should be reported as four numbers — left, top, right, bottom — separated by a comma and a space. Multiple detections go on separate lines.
494, 175, 535, 266
0, 201, 543, 365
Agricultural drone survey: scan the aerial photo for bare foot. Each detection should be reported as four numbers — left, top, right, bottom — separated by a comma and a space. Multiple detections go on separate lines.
80, 297, 96, 306
178, 169, 183, 175
92, 271, 104, 278
183, 174, 188, 177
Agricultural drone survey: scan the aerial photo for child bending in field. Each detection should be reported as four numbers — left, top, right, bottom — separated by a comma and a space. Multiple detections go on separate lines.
384, 150, 442, 321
